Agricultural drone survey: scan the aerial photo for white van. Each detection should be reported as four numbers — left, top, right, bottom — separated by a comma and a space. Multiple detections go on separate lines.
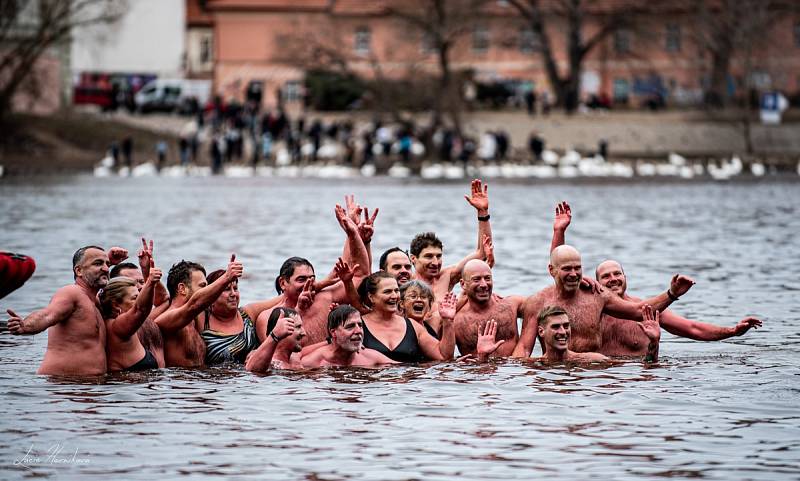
134, 79, 211, 113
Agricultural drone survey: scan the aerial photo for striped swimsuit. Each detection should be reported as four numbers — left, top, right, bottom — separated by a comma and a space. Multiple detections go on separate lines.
201, 308, 261, 365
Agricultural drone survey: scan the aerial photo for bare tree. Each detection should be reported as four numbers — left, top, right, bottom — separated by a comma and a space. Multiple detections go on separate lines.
507, 0, 646, 113
0, 0, 126, 125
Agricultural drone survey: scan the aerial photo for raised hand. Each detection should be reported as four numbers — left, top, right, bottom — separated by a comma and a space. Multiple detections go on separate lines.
335, 204, 358, 234
482, 235, 495, 268
6, 309, 24, 335
553, 201, 572, 231
344, 194, 362, 224
476, 319, 505, 359
328, 302, 340, 313
147, 260, 162, 284
669, 274, 695, 298
464, 179, 489, 213
438, 292, 458, 320
733, 316, 762, 336
226, 254, 244, 280
271, 312, 296, 340
333, 257, 357, 283
138, 237, 154, 279
638, 305, 661, 342
357, 207, 379, 244
297, 279, 315, 311
108, 246, 129, 265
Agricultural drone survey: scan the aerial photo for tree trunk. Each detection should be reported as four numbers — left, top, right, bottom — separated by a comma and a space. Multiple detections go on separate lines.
706, 43, 732, 108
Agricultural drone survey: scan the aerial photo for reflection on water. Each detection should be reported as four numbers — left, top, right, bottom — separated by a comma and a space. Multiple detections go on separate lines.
1, 176, 799, 480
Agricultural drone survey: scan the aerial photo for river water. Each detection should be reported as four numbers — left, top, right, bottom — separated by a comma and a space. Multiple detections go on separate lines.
1, 176, 798, 480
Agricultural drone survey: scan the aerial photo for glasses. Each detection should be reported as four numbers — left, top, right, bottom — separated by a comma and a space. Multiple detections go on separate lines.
403, 293, 430, 302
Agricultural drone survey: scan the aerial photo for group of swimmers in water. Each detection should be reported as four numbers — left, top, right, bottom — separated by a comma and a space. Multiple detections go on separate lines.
5, 179, 762, 375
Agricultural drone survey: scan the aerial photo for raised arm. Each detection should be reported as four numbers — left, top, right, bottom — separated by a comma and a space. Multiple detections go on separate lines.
421, 292, 457, 360
333, 257, 368, 314
447, 240, 487, 289
242, 296, 283, 323
603, 274, 695, 321
512, 296, 542, 358
245, 313, 295, 373
6, 286, 78, 335
550, 201, 571, 253
156, 255, 243, 334
465, 179, 492, 253
476, 319, 506, 362
357, 207, 378, 272
138, 237, 169, 307
660, 310, 762, 341
109, 263, 162, 339
639, 305, 661, 363
335, 204, 371, 278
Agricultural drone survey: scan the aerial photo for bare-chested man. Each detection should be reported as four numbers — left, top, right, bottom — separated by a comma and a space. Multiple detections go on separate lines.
453, 259, 522, 357
7, 246, 111, 376
513, 245, 695, 358
596, 260, 762, 357
108, 238, 169, 367
410, 179, 492, 307
301, 305, 396, 367
256, 204, 370, 345
154, 255, 243, 367
533, 305, 661, 363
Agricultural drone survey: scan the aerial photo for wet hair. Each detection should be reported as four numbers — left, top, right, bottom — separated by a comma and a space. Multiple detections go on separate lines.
110, 262, 139, 279
410, 232, 443, 257
266, 307, 298, 335
275, 257, 314, 294
399, 279, 434, 305
537, 305, 569, 328
379, 247, 410, 271
99, 277, 136, 319
327, 304, 360, 331
167, 260, 206, 298
357, 271, 395, 308
206, 269, 225, 284
72, 245, 104, 279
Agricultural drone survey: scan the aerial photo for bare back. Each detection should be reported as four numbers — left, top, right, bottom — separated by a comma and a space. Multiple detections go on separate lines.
38, 285, 107, 376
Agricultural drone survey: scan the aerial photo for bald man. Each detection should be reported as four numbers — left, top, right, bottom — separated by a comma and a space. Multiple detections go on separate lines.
513, 245, 695, 358
453, 259, 522, 357
596, 260, 762, 357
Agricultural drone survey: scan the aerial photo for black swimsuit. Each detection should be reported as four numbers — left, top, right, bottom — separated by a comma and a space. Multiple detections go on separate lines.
362, 317, 425, 363
423, 321, 440, 340
125, 349, 158, 371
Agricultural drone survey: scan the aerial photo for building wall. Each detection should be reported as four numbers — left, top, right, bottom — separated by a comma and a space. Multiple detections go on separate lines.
71, 0, 186, 77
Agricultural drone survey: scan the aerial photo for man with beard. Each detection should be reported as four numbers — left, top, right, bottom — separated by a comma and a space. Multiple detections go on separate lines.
596, 260, 762, 357
301, 305, 397, 367
453, 259, 522, 357
513, 245, 695, 358
154, 255, 243, 367
7, 246, 114, 375
533, 305, 661, 363
245, 307, 302, 372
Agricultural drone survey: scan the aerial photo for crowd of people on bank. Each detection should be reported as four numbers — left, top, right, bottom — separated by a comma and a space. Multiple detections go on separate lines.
6, 179, 762, 375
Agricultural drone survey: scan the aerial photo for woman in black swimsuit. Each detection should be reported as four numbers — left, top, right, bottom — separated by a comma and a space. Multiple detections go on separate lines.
100, 266, 162, 372
358, 272, 456, 363
399, 280, 439, 340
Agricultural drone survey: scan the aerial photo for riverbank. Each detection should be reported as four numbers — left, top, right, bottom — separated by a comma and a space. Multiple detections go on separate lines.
1, 109, 799, 176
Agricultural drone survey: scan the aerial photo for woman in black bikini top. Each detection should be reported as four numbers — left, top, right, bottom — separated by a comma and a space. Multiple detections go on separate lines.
358, 272, 456, 363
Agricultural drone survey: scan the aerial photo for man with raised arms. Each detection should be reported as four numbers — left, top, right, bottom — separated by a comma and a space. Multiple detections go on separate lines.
7, 246, 114, 376
596, 260, 762, 357
301, 305, 397, 368
513, 244, 695, 358
155, 255, 243, 367
453, 259, 523, 357
256, 204, 371, 345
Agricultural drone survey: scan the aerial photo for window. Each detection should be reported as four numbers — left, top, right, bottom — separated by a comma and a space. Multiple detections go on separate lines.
200, 36, 212, 64
614, 29, 631, 54
473, 25, 489, 53
665, 24, 680, 52
795, 22, 800, 47
519, 27, 539, 53
421, 32, 437, 54
284, 80, 301, 103
355, 26, 371, 55
613, 78, 630, 103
